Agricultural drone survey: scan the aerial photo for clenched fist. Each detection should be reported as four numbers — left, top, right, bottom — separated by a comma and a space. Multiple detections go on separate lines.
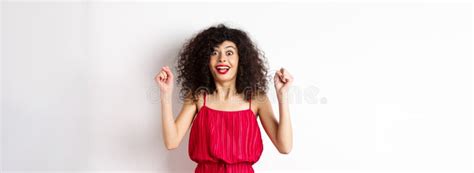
155, 65, 174, 94
274, 67, 293, 96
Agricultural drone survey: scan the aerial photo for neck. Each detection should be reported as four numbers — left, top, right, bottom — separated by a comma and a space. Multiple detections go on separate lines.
214, 80, 237, 100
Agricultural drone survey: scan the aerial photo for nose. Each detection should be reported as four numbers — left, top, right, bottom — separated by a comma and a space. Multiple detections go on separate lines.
218, 54, 226, 63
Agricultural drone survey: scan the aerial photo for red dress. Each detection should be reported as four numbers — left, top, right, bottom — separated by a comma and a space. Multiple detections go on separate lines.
188, 92, 264, 173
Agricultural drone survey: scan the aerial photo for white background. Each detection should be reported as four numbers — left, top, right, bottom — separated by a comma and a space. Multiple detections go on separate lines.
1, 1, 472, 173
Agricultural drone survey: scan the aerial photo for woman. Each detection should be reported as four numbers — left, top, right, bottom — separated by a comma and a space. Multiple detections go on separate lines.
155, 24, 293, 173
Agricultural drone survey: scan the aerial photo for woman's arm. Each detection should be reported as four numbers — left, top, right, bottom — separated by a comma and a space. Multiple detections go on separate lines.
156, 66, 197, 150
160, 92, 196, 150
258, 68, 293, 154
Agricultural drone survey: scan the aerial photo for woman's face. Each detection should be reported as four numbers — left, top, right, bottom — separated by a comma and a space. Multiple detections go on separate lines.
209, 40, 239, 82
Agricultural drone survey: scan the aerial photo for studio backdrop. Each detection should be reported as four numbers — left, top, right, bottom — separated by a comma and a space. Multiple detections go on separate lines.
2, 1, 472, 173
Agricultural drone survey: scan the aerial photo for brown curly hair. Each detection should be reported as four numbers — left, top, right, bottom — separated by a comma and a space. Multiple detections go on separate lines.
176, 24, 269, 102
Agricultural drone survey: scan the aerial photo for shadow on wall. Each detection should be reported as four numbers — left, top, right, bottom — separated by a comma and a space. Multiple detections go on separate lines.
149, 37, 196, 173
109, 35, 195, 172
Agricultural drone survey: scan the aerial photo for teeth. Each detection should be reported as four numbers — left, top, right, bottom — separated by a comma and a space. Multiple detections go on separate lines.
217, 66, 229, 70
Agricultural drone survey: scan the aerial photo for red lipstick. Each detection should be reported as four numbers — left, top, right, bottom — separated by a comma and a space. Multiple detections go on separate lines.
215, 64, 230, 75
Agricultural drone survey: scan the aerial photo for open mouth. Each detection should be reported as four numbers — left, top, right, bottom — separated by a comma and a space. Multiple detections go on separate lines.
215, 64, 230, 74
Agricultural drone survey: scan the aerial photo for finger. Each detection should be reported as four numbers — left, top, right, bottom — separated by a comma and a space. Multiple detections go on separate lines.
280, 76, 286, 83
283, 76, 291, 83
159, 72, 164, 81
163, 72, 168, 80
156, 71, 161, 80
282, 71, 291, 83
278, 69, 287, 82
281, 68, 292, 83
159, 69, 167, 80
161, 71, 167, 80
276, 74, 285, 83
155, 73, 162, 81
280, 68, 286, 81
275, 69, 281, 76
162, 66, 174, 79
276, 69, 283, 78
273, 74, 282, 84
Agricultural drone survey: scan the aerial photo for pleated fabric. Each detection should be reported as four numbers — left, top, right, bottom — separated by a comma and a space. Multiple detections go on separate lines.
188, 92, 264, 173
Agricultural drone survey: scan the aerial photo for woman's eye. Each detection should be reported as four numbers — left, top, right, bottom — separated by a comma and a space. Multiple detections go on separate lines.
211, 51, 218, 56
226, 51, 233, 56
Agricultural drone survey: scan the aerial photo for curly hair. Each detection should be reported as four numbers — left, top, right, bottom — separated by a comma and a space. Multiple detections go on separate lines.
176, 24, 269, 102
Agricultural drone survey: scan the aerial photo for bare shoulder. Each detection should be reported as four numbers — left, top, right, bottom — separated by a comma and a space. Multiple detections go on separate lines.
253, 92, 271, 105
252, 92, 271, 116
191, 92, 206, 113
181, 93, 198, 114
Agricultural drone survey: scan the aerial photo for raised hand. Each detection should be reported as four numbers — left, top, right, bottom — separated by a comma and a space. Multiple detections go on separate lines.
155, 65, 174, 94
274, 67, 293, 96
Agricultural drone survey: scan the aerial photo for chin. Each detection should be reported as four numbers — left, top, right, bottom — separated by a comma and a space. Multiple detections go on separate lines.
214, 77, 232, 82
213, 73, 236, 82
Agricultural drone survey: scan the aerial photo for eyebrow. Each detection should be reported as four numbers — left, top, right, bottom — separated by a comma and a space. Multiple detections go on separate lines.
214, 46, 237, 50
225, 46, 236, 50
